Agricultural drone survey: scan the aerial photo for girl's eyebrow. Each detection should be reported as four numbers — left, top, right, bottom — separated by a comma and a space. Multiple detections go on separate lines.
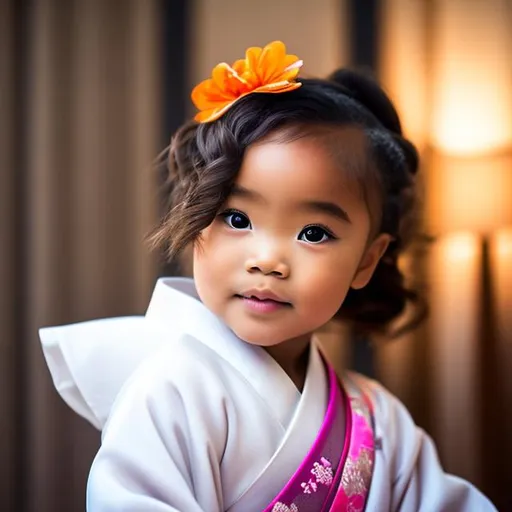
230, 184, 265, 201
231, 185, 351, 223
301, 200, 351, 223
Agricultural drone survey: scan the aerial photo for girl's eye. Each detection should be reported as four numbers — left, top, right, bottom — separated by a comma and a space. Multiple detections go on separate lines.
298, 225, 335, 244
222, 210, 252, 230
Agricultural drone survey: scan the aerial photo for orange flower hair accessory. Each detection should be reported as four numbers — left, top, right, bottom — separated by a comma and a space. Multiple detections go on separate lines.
191, 41, 303, 123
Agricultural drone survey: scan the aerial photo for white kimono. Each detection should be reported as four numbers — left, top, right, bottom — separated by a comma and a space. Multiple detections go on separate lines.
40, 278, 496, 511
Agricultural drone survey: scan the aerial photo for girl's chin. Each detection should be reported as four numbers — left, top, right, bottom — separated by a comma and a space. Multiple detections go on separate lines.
229, 325, 287, 347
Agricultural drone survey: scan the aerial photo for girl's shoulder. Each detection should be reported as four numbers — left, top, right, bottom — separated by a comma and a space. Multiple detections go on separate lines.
340, 370, 422, 456
341, 370, 402, 415
102, 333, 246, 438
113, 332, 246, 410
39, 315, 243, 431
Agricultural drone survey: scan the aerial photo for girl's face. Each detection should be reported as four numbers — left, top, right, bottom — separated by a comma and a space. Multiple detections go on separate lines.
193, 128, 390, 348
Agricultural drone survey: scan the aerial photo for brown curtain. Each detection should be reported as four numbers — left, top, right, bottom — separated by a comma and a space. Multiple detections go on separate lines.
1, 0, 162, 510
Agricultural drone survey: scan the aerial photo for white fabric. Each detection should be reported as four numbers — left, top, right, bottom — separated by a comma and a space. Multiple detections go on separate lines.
40, 315, 172, 429
87, 278, 328, 511
350, 374, 497, 511
40, 278, 496, 511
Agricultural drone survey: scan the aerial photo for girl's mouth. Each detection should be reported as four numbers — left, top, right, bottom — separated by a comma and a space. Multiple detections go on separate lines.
235, 294, 292, 313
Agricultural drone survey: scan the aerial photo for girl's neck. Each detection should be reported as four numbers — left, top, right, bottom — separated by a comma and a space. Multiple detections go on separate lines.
264, 335, 312, 391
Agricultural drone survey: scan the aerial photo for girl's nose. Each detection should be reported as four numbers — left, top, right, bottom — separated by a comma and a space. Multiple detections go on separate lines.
244, 253, 290, 279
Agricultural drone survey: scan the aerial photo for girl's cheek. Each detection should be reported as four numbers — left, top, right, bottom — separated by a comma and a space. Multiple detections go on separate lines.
300, 251, 358, 291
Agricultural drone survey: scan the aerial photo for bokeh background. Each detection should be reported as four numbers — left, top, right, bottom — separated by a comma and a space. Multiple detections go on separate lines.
2, 0, 512, 510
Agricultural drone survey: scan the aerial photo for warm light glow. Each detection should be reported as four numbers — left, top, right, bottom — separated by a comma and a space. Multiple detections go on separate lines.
430, 1, 512, 155
379, 0, 428, 151
432, 81, 512, 155
428, 151, 512, 235
442, 232, 480, 262
429, 230, 481, 481
495, 229, 512, 258
491, 229, 512, 315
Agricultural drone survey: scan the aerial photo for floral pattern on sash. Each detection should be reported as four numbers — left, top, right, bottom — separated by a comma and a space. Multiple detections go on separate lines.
271, 503, 298, 512
264, 367, 375, 512
330, 393, 375, 511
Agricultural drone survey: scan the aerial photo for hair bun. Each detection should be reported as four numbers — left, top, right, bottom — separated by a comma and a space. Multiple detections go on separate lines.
328, 68, 402, 135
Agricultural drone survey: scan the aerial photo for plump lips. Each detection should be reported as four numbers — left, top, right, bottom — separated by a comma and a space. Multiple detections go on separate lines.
235, 289, 292, 313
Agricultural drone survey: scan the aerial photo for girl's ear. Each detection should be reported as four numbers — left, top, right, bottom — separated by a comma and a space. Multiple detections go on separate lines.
351, 234, 392, 290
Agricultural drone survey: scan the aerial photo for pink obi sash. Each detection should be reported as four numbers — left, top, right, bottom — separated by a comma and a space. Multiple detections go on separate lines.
263, 366, 375, 512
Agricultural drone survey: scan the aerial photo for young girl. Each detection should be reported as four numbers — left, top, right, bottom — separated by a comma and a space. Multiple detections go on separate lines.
40, 41, 496, 511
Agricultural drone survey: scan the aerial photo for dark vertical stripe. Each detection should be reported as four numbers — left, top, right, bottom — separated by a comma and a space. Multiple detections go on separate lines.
13, 0, 29, 511
348, 0, 380, 377
349, 0, 380, 70
160, 0, 190, 276
161, 0, 190, 144
15, 0, 30, 509
479, 236, 503, 506
351, 331, 376, 378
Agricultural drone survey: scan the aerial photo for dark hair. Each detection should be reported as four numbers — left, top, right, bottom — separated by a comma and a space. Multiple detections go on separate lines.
151, 68, 427, 336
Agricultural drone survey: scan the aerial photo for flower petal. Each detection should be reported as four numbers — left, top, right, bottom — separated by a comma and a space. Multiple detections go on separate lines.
194, 101, 234, 123
210, 63, 231, 91
271, 57, 302, 83
276, 66, 302, 84
232, 59, 258, 90
194, 81, 303, 123
213, 63, 250, 96
254, 82, 302, 94
232, 59, 246, 75
191, 79, 225, 110
191, 41, 303, 123
283, 54, 300, 68
284, 59, 303, 73
258, 41, 286, 83
245, 46, 263, 78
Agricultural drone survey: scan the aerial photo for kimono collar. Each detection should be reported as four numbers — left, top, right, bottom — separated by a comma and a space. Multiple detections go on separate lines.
145, 277, 324, 429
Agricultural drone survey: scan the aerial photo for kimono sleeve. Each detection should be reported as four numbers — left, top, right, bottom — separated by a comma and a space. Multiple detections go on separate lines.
367, 380, 497, 511
86, 338, 228, 512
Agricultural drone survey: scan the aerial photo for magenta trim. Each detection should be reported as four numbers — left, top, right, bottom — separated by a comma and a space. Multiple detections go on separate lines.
262, 363, 343, 511
329, 384, 375, 511
318, 380, 352, 511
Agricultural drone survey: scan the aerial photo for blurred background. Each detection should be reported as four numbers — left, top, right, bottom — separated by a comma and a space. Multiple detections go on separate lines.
1, 0, 511, 510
